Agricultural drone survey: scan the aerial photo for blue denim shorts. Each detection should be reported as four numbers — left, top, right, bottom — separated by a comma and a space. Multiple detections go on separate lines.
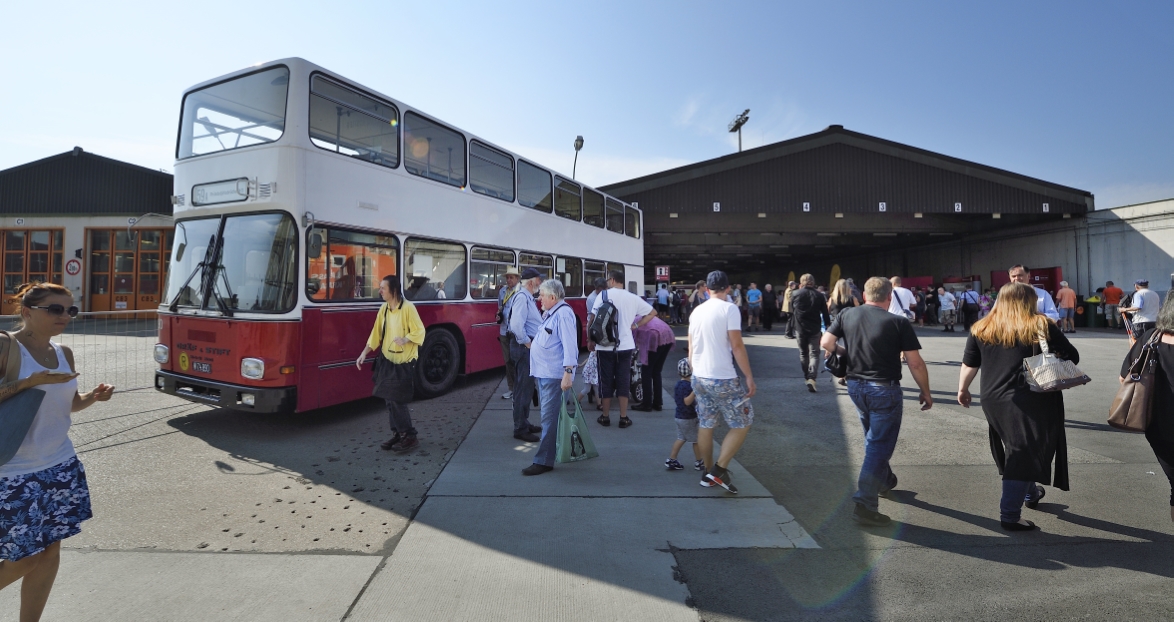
693, 376, 754, 429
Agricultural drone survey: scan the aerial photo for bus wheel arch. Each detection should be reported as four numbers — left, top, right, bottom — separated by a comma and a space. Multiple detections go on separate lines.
415, 325, 463, 399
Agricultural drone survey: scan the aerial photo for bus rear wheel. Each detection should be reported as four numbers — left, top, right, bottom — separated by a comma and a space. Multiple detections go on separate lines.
415, 328, 460, 399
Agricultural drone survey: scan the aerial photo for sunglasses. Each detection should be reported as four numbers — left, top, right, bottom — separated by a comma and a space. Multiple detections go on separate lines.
29, 304, 79, 318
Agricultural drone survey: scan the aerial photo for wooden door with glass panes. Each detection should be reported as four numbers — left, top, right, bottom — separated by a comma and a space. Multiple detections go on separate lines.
1, 230, 65, 315
88, 229, 172, 312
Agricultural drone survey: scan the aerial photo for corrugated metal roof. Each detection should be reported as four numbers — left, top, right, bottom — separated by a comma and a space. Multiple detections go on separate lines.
601, 125, 1093, 214
0, 147, 173, 216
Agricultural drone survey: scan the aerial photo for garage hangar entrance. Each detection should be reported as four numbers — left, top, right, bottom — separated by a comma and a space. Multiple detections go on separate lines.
600, 125, 1093, 287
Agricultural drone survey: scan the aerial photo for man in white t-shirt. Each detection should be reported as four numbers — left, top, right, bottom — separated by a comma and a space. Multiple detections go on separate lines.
589, 270, 655, 428
887, 276, 915, 320
1122, 278, 1160, 338
688, 270, 757, 495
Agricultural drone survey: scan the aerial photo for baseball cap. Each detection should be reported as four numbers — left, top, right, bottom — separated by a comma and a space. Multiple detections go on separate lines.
677, 359, 692, 377
706, 270, 730, 291
1136, 279, 1149, 286
520, 267, 543, 280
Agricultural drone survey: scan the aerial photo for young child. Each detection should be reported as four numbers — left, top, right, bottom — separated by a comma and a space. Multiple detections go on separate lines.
666, 359, 703, 471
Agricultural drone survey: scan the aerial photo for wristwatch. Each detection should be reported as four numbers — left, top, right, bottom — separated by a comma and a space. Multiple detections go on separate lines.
564, 366, 574, 374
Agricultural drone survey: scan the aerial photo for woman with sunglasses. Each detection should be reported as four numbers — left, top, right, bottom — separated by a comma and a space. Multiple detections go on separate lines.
0, 282, 114, 620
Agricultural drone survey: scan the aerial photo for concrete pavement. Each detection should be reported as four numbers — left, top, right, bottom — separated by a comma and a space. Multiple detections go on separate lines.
1, 358, 815, 620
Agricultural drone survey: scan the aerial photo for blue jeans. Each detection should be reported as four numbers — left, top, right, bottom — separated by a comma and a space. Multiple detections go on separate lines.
533, 378, 564, 467
1000, 480, 1042, 523
510, 341, 535, 433
847, 380, 903, 511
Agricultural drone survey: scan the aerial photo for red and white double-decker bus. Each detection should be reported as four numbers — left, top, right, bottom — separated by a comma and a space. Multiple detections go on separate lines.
154, 58, 644, 413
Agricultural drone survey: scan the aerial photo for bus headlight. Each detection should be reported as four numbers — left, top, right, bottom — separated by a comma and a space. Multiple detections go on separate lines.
241, 358, 265, 380
154, 344, 169, 364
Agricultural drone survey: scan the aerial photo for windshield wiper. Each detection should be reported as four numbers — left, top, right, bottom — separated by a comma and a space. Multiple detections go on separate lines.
202, 237, 234, 318
206, 264, 235, 317
168, 235, 216, 313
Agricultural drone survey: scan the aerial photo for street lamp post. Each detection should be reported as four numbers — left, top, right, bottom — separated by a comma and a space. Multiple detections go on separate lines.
573, 135, 584, 179
728, 109, 750, 153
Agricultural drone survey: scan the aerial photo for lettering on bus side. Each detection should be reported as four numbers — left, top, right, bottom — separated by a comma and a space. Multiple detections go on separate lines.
176, 342, 230, 356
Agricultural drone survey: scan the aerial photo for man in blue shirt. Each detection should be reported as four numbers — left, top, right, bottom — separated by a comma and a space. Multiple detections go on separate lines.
745, 282, 763, 332
507, 268, 545, 442
656, 283, 672, 317
1008, 265, 1059, 321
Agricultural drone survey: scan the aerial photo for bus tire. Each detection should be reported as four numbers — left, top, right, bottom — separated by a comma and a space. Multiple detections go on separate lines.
415, 328, 461, 399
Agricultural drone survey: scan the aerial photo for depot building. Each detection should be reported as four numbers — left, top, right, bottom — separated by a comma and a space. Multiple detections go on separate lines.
0, 147, 174, 314
601, 125, 1110, 294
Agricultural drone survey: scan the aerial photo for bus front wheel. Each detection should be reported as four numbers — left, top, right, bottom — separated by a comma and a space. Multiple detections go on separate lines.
416, 328, 460, 399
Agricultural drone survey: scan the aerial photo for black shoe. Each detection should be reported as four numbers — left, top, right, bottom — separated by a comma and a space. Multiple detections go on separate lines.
879, 473, 899, 498
1024, 485, 1046, 509
631, 404, 653, 412
852, 503, 891, 526
652, 405, 663, 412
597, 414, 611, 427
392, 436, 419, 453
705, 465, 738, 494
380, 433, 402, 450
1000, 519, 1038, 531
513, 432, 540, 442
618, 417, 634, 428
528, 424, 543, 434
522, 463, 553, 476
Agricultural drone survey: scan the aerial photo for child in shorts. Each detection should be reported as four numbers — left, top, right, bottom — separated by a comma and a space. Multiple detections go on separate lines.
666, 359, 703, 471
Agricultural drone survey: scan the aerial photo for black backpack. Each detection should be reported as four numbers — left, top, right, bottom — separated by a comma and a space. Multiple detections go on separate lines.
588, 290, 619, 347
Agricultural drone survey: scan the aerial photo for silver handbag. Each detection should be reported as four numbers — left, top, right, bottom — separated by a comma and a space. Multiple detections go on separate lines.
1023, 327, 1091, 392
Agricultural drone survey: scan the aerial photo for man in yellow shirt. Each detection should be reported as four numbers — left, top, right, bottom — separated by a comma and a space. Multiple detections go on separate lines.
356, 275, 427, 452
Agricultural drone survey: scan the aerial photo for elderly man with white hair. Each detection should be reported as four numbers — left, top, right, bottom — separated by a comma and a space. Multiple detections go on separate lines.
522, 278, 579, 476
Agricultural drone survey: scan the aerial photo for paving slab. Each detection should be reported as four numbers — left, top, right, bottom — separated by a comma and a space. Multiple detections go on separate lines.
429, 382, 772, 498
351, 380, 816, 621
0, 550, 381, 622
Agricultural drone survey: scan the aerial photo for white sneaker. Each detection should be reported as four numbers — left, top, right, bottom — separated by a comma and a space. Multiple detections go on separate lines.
502, 391, 513, 399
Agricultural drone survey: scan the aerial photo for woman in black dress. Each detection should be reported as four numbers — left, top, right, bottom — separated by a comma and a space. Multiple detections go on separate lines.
1120, 292, 1174, 522
957, 282, 1078, 531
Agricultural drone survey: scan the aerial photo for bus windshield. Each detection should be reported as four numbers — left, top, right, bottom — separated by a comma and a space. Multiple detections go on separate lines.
165, 213, 299, 313
177, 66, 289, 159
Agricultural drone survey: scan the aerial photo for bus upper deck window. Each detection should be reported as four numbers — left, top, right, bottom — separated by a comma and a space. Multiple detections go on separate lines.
178, 66, 289, 159
403, 113, 466, 188
309, 75, 399, 168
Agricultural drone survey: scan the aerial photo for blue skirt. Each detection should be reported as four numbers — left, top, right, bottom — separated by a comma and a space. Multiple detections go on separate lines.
0, 456, 92, 561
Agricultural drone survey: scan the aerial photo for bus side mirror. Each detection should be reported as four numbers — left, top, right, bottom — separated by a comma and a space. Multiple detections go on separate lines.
308, 231, 323, 259
175, 243, 186, 262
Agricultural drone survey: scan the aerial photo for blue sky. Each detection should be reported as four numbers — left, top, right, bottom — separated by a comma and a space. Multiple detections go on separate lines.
1, 0, 1170, 208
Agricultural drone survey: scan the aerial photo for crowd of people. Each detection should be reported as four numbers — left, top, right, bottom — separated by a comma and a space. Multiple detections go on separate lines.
4, 263, 1172, 617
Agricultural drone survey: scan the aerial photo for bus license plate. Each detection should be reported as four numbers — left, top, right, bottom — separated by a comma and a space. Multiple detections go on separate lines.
193, 362, 212, 373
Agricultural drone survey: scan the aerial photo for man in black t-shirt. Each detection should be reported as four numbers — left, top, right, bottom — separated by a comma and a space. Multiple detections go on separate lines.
821, 276, 933, 527
791, 274, 831, 392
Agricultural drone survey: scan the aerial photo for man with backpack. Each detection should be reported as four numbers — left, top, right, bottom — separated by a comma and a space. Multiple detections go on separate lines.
589, 270, 655, 429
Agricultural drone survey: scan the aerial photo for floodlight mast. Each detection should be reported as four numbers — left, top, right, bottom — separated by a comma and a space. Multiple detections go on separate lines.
728, 109, 750, 152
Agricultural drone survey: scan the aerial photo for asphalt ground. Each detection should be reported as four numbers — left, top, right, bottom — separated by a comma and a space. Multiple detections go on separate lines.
670, 322, 1174, 621
3, 322, 1171, 620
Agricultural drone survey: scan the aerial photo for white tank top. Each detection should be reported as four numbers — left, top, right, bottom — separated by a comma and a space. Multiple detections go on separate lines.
0, 340, 78, 478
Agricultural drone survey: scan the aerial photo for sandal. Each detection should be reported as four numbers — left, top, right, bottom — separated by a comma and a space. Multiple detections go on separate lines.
597, 414, 611, 427
618, 417, 633, 428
